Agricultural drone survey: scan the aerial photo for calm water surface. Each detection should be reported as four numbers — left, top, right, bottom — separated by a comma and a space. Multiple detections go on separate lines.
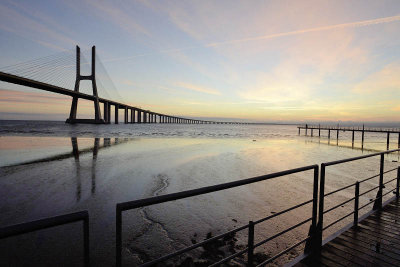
0, 120, 399, 266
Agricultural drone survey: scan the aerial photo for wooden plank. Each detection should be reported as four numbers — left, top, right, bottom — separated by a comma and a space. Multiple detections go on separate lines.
322, 244, 365, 266
334, 236, 398, 266
338, 233, 400, 262
341, 230, 400, 255
347, 226, 400, 247
325, 242, 381, 266
361, 219, 400, 237
319, 252, 347, 267
356, 223, 400, 242
363, 217, 400, 232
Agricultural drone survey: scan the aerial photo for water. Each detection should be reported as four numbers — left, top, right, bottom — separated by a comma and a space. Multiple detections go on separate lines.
0, 120, 399, 266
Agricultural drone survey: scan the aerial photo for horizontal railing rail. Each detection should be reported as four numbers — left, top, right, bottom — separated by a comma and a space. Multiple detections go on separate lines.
316, 148, 400, 256
116, 165, 319, 267
0, 211, 89, 267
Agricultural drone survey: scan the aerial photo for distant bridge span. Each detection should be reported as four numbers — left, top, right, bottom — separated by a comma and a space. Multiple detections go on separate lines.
0, 46, 250, 125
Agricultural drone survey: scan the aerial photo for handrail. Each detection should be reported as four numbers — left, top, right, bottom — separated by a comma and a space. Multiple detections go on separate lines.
317, 148, 400, 259
116, 164, 319, 266
323, 149, 400, 166
0, 211, 89, 267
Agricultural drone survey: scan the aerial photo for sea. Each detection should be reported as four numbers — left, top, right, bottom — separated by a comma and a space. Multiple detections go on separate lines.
0, 120, 399, 266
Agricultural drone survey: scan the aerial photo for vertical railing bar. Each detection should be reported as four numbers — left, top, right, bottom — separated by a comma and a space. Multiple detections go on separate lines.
397, 167, 400, 199
248, 221, 254, 267
84, 214, 90, 267
316, 164, 325, 255
116, 206, 122, 267
354, 181, 359, 228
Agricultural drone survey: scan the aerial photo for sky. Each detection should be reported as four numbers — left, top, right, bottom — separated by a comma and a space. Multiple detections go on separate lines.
1, 0, 400, 123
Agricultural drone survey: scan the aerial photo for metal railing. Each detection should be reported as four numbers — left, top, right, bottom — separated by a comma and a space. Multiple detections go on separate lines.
315, 148, 400, 253
0, 211, 89, 266
116, 165, 319, 267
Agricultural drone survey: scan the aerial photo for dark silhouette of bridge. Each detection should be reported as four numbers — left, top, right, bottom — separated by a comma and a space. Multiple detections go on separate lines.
0, 46, 249, 125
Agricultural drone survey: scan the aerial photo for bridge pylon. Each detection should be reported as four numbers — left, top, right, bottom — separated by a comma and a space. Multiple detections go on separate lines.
66, 45, 105, 124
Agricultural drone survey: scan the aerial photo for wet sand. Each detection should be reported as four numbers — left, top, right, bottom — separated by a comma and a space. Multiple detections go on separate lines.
0, 124, 399, 266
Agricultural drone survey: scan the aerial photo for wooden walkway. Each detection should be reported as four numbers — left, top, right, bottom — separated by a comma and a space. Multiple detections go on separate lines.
300, 199, 400, 266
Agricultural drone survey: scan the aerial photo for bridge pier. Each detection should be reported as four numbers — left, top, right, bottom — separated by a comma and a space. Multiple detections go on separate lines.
352, 130, 355, 148
103, 102, 110, 124
138, 111, 141, 123
124, 107, 128, 124
131, 109, 134, 123
115, 105, 119, 124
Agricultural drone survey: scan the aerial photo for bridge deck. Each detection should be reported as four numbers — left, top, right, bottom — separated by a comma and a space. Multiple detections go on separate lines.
300, 199, 400, 266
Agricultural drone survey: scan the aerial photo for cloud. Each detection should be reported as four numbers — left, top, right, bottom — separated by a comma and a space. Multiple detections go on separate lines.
0, 2, 76, 51
175, 82, 221, 95
205, 15, 400, 47
352, 63, 400, 93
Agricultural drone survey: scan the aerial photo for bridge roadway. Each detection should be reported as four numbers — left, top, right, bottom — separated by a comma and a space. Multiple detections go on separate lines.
0, 71, 247, 125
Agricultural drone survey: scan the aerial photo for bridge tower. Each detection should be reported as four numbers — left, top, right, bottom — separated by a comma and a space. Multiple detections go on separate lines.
66, 46, 105, 124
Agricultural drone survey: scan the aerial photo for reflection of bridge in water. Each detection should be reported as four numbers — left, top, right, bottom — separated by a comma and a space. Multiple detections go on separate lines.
5, 137, 129, 202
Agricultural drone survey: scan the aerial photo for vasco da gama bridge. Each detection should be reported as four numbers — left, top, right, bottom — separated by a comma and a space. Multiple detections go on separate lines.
0, 46, 247, 125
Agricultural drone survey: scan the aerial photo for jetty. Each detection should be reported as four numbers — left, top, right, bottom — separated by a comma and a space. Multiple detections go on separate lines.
298, 124, 400, 150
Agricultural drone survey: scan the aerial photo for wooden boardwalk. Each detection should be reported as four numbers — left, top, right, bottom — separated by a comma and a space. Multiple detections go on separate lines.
300, 199, 400, 266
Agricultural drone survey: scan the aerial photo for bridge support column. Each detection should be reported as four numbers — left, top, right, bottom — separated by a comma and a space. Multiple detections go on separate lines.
115, 105, 119, 124
131, 109, 134, 123
138, 111, 141, 123
124, 107, 128, 124
352, 130, 355, 148
104, 102, 109, 123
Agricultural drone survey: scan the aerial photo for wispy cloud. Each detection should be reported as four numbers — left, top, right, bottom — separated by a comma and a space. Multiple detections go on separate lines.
206, 15, 400, 47
0, 2, 76, 51
175, 82, 221, 95
100, 14, 400, 64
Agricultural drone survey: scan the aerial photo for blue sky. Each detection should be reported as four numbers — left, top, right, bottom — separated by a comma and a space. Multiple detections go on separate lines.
1, 0, 400, 122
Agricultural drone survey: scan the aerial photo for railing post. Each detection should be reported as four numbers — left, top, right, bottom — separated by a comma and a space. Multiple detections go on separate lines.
305, 166, 319, 255
374, 154, 384, 210
247, 221, 254, 267
396, 167, 400, 199
316, 164, 325, 255
116, 206, 122, 267
354, 182, 359, 227
83, 214, 90, 267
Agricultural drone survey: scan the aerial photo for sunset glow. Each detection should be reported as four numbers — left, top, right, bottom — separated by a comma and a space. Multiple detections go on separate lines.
1, 1, 400, 122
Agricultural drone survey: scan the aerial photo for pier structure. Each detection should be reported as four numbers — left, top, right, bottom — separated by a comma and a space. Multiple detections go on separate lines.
299, 124, 400, 150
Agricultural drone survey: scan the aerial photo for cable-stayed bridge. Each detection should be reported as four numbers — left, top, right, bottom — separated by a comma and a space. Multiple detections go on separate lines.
0, 46, 248, 125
